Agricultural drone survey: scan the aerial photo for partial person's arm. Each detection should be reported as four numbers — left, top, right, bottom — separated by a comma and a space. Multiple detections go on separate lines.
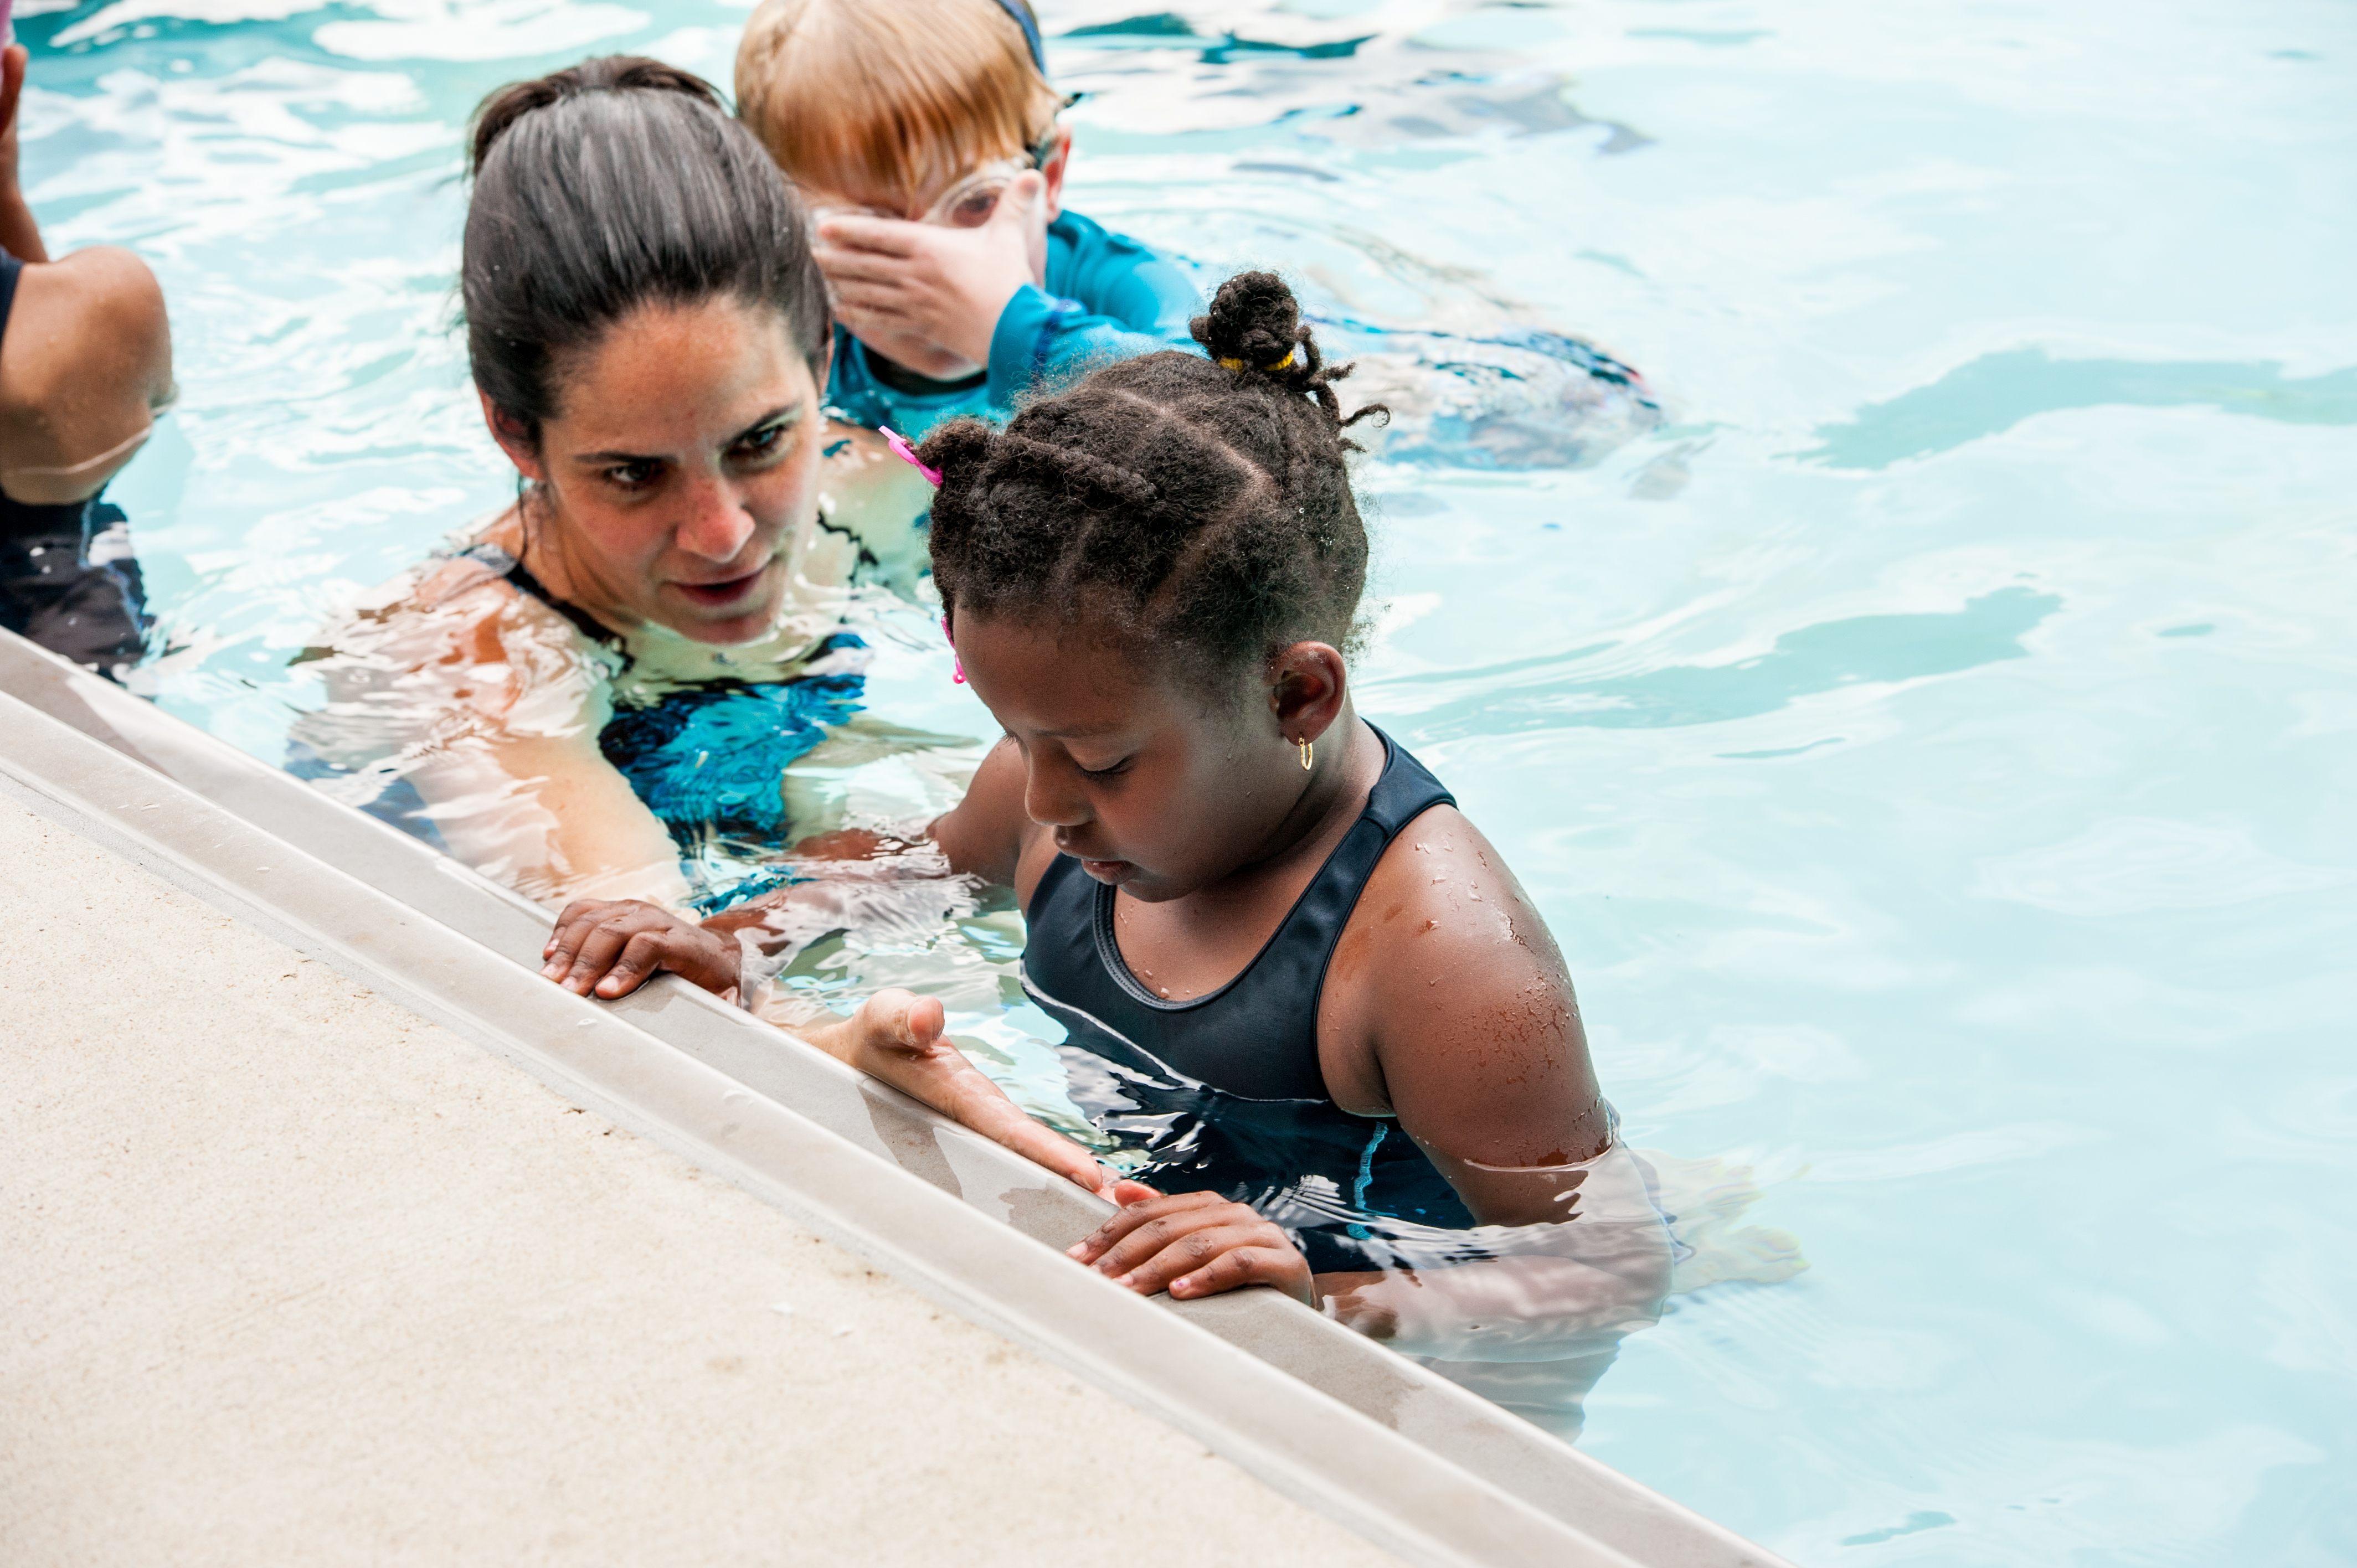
0, 46, 175, 507
1336, 806, 1613, 1219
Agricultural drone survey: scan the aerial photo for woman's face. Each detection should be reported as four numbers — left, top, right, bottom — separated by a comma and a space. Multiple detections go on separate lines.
485, 296, 827, 646
954, 612, 1342, 903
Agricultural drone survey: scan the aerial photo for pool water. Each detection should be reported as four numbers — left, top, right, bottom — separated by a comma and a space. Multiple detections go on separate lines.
17, 0, 2356, 1561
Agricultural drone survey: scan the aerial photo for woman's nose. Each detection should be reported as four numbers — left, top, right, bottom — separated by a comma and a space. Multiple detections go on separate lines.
675, 477, 758, 563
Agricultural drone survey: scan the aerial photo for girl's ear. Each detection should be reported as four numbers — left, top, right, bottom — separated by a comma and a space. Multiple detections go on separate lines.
1037, 124, 1072, 220
1268, 641, 1349, 743
477, 388, 548, 483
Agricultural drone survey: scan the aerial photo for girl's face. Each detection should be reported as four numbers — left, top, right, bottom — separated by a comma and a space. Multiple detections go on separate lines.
484, 297, 827, 646
954, 611, 1334, 902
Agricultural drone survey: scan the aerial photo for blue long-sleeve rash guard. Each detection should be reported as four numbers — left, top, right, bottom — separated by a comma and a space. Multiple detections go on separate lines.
824, 209, 1200, 439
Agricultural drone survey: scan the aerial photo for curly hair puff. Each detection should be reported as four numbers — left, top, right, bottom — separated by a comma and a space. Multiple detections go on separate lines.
919, 270, 1386, 692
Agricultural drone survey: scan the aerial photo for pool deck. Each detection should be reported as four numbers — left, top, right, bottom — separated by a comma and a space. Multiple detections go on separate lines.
0, 792, 1403, 1567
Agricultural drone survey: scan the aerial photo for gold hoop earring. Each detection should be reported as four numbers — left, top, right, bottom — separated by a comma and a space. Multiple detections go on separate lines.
1298, 737, 1314, 771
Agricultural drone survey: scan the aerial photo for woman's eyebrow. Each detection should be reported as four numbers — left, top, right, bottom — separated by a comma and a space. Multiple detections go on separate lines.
732, 401, 805, 442
569, 403, 807, 466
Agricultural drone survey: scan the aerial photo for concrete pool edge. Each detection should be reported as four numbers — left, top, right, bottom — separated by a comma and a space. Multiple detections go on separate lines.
0, 630, 1794, 1568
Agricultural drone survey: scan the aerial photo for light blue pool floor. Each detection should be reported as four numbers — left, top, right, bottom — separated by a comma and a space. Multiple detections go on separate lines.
18, 1, 2356, 1562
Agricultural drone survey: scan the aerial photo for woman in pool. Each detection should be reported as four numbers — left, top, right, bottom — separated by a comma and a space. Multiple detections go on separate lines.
543, 272, 1674, 1343
295, 58, 931, 909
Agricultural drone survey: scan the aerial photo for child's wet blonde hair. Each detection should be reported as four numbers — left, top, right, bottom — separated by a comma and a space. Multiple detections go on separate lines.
735, 0, 1063, 212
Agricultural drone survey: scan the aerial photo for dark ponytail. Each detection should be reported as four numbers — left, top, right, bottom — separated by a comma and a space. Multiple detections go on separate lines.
462, 56, 828, 447
923, 270, 1385, 685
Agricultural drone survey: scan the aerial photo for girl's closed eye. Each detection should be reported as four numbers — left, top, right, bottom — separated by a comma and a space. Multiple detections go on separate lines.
1076, 755, 1132, 780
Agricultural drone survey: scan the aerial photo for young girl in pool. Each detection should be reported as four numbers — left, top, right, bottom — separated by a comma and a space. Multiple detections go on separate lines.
547, 272, 1669, 1323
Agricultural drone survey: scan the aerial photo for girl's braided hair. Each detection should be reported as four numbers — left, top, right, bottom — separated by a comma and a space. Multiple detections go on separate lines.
920, 270, 1385, 689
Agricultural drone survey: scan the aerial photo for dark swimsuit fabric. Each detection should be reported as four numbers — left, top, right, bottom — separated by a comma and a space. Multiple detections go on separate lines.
1021, 726, 1479, 1271
0, 250, 149, 675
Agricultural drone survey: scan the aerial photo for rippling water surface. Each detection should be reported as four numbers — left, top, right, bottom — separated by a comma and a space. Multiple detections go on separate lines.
18, 0, 2356, 1560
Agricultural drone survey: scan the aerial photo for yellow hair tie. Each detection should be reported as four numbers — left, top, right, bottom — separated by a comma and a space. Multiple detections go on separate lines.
1217, 344, 1300, 374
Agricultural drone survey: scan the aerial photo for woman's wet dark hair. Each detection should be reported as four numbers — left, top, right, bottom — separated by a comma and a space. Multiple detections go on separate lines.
463, 56, 828, 447
920, 270, 1383, 695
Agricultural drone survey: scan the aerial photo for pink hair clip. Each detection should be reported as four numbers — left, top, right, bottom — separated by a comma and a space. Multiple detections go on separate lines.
942, 615, 966, 684
879, 425, 943, 488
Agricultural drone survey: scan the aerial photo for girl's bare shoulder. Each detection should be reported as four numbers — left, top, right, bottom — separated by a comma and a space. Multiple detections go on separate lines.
1318, 802, 1578, 1110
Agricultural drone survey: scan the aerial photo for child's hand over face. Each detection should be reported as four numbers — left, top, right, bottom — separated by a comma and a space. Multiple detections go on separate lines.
814, 171, 1050, 376
542, 899, 743, 1001
1067, 1187, 1318, 1307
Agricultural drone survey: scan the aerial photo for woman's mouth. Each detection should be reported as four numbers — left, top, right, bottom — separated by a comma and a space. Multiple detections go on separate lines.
671, 567, 768, 608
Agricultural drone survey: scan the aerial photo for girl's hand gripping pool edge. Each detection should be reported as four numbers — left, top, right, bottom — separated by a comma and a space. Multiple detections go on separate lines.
543, 898, 742, 1000
1067, 1187, 1319, 1307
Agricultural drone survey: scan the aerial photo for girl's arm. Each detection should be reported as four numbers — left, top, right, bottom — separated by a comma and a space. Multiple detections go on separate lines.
538, 898, 1116, 1199
1325, 806, 1615, 1226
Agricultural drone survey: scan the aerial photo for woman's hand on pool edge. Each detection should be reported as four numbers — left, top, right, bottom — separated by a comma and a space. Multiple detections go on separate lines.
794, 989, 1121, 1202
542, 899, 742, 1001
1067, 1189, 1318, 1308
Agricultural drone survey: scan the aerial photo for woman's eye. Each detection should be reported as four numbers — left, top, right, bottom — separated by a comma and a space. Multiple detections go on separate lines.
606, 460, 661, 488
731, 422, 790, 461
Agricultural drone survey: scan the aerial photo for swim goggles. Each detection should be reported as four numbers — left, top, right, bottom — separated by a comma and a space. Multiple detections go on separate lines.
807, 126, 1063, 232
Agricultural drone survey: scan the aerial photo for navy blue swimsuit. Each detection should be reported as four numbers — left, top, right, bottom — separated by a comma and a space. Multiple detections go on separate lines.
1021, 726, 1478, 1271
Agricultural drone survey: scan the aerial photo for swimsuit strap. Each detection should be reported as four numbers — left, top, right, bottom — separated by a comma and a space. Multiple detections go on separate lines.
451, 538, 633, 670
0, 250, 22, 344
1021, 724, 1456, 1102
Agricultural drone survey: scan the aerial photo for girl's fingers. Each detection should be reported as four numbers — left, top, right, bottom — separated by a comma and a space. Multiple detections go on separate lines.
1115, 1222, 1293, 1297
1070, 1192, 1230, 1270
1065, 1189, 1216, 1262
558, 919, 639, 993
591, 930, 670, 998
1167, 1244, 1312, 1303
542, 899, 617, 970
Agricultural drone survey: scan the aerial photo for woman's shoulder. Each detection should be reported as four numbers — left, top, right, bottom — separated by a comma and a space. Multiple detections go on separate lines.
305, 516, 593, 691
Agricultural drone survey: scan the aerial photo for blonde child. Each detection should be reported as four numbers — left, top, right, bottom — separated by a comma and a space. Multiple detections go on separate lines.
735, 0, 1199, 440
